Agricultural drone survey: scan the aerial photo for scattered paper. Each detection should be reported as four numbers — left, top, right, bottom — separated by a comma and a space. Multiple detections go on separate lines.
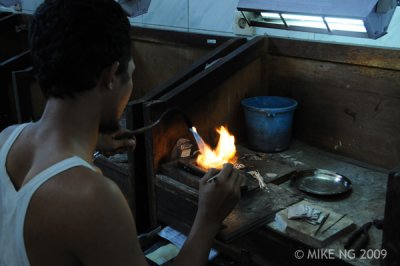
158, 226, 218, 260
247, 170, 266, 189
146, 243, 179, 265
287, 204, 325, 225
234, 162, 246, 170
293, 160, 305, 166
265, 173, 277, 178
274, 212, 288, 232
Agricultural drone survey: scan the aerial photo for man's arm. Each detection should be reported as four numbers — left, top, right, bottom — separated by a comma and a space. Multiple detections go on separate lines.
61, 171, 148, 266
173, 164, 242, 266
62, 164, 241, 266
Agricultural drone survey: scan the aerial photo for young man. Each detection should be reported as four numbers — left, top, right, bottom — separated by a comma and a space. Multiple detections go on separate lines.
0, 0, 243, 265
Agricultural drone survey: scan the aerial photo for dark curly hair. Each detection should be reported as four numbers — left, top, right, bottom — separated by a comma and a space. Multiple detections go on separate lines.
29, 0, 131, 98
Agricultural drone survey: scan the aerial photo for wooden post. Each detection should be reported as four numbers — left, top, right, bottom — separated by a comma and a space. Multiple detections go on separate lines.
381, 167, 400, 266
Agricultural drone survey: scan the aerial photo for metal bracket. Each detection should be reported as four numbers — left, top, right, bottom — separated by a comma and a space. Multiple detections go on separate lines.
15, 23, 26, 33
377, 0, 397, 13
117, 0, 151, 17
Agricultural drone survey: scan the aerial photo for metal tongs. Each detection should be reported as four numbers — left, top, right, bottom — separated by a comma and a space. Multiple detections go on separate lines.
115, 108, 207, 157
115, 107, 193, 139
344, 219, 383, 256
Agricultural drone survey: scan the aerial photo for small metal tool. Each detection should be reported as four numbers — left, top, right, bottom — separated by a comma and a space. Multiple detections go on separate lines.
344, 219, 383, 257
115, 108, 193, 139
314, 213, 330, 236
321, 214, 346, 234
206, 175, 218, 183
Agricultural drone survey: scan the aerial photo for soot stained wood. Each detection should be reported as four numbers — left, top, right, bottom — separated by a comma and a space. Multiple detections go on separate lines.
130, 27, 244, 99
0, 14, 30, 130
133, 38, 246, 102
0, 14, 29, 62
131, 42, 209, 98
159, 37, 266, 105
156, 174, 302, 243
131, 26, 233, 49
268, 37, 400, 71
127, 34, 246, 232
147, 37, 267, 172
0, 51, 31, 130
265, 51, 400, 169
148, 57, 264, 172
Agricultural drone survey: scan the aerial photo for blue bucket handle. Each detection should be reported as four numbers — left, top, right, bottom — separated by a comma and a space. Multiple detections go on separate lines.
266, 112, 275, 118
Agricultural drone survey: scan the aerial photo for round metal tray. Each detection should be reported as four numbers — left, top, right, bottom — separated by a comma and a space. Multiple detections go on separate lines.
290, 169, 352, 196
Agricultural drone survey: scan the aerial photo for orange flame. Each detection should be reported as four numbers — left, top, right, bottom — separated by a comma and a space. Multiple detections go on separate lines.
195, 126, 236, 169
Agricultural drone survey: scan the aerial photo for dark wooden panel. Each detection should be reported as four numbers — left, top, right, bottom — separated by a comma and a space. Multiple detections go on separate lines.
11, 67, 42, 123
127, 36, 248, 233
226, 228, 352, 266
159, 37, 266, 105
0, 12, 13, 19
265, 55, 400, 169
0, 50, 31, 130
131, 26, 233, 49
136, 38, 247, 102
131, 40, 209, 98
0, 13, 31, 130
155, 174, 198, 234
145, 37, 267, 171
130, 27, 243, 99
268, 37, 400, 71
156, 174, 302, 243
149, 57, 265, 171
0, 14, 29, 62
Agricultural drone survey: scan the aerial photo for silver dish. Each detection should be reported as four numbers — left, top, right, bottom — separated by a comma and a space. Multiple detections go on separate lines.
290, 169, 352, 196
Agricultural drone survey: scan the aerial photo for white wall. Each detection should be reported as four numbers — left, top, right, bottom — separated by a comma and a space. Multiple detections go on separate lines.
5, 0, 400, 49
129, 0, 400, 49
20, 0, 42, 11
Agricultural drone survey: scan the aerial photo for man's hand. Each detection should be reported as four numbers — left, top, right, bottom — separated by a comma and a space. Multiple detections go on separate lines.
197, 163, 244, 226
173, 163, 244, 266
96, 128, 136, 156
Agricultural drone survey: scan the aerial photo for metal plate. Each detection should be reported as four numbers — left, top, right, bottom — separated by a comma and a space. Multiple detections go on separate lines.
290, 169, 352, 196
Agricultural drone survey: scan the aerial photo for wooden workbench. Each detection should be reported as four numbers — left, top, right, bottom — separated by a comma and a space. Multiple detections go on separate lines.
214, 141, 388, 266
103, 139, 388, 266
98, 114, 389, 266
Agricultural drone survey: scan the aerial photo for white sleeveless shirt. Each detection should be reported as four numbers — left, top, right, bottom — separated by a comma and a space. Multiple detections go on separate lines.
0, 123, 95, 266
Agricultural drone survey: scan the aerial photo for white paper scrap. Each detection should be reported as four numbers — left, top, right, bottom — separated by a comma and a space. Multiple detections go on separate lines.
145, 243, 179, 265
158, 226, 218, 260
274, 213, 288, 232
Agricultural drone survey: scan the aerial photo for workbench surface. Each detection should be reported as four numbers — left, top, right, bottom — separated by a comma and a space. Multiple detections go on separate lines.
233, 141, 388, 266
105, 139, 388, 266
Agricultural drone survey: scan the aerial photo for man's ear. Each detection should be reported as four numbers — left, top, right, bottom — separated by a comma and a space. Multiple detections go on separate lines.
101, 61, 120, 90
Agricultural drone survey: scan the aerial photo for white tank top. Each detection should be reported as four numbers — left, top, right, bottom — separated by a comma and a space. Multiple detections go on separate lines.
0, 123, 96, 266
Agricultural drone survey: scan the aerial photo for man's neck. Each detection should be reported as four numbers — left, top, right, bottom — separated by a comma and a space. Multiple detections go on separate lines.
37, 92, 101, 161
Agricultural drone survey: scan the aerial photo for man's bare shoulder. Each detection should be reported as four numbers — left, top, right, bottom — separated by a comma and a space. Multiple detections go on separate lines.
26, 166, 145, 265
43, 166, 127, 216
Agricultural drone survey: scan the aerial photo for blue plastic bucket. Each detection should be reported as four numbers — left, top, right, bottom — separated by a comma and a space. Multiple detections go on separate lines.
241, 96, 298, 152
